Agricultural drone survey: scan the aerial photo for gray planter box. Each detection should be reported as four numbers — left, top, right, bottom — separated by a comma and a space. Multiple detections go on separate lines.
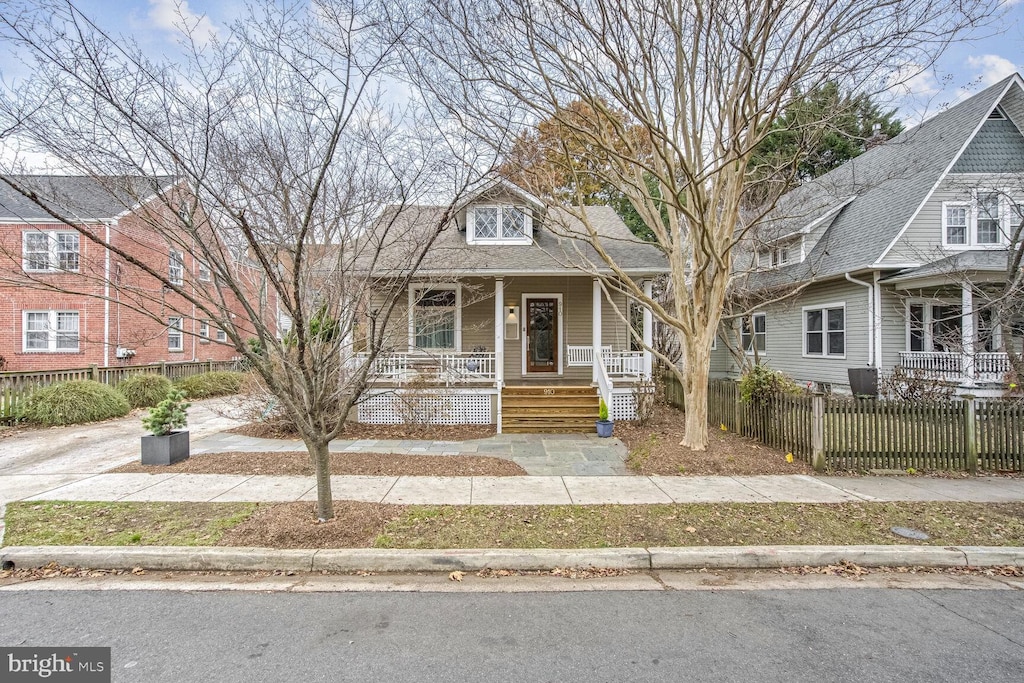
141, 430, 190, 465
596, 420, 614, 438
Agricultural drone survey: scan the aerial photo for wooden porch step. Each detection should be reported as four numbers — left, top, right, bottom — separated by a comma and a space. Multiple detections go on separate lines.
500, 385, 600, 432
502, 385, 597, 397
502, 396, 600, 409
502, 418, 598, 433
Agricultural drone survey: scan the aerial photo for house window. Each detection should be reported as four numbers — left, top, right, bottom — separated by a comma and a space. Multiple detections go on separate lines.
942, 192, 1020, 248
741, 313, 766, 354
199, 320, 210, 342
169, 250, 184, 285
907, 302, 963, 353
804, 305, 845, 357
198, 260, 211, 281
757, 238, 800, 269
469, 206, 532, 244
410, 286, 460, 350
22, 231, 80, 272
168, 317, 184, 351
216, 327, 227, 342
23, 310, 79, 352
629, 300, 644, 352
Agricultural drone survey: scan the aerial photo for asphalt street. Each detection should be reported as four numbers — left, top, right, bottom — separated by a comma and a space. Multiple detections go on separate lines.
1, 588, 1022, 682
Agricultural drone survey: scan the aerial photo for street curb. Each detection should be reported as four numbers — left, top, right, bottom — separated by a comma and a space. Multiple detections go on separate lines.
2, 545, 1023, 572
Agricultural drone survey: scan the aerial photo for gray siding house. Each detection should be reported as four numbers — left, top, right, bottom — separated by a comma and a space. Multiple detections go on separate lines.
712, 73, 1024, 396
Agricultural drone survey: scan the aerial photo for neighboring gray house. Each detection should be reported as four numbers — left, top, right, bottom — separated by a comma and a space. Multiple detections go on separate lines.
712, 73, 1024, 396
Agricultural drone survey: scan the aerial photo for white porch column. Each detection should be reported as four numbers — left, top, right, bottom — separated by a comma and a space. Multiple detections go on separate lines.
494, 278, 504, 387
592, 277, 602, 384
962, 283, 976, 386
642, 279, 653, 380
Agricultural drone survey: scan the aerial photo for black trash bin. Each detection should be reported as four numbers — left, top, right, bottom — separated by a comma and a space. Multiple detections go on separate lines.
848, 367, 879, 398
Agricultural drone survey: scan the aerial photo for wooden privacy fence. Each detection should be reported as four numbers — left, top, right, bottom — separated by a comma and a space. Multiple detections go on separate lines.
666, 375, 1024, 472
0, 359, 240, 422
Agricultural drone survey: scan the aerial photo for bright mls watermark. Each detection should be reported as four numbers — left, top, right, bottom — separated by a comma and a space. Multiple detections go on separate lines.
1, 648, 110, 682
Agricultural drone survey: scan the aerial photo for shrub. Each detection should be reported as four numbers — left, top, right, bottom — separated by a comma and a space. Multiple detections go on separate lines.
738, 364, 800, 405
117, 373, 173, 409
142, 388, 190, 436
598, 398, 610, 421
22, 380, 130, 426
174, 371, 246, 399
881, 366, 955, 401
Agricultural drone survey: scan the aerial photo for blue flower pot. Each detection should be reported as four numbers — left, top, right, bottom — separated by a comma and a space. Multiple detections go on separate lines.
595, 420, 613, 438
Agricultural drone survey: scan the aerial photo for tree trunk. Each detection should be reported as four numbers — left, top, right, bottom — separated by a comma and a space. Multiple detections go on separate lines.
306, 438, 334, 521
679, 334, 712, 451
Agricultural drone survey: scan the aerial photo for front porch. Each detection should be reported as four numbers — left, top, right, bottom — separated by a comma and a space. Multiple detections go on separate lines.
897, 351, 1011, 385
354, 275, 656, 430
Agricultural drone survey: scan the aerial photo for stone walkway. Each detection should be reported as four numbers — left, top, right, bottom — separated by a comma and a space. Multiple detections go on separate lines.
193, 432, 631, 476
4, 472, 1024, 506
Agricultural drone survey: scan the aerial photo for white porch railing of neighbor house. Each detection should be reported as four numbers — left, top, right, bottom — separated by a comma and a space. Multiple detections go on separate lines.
566, 345, 644, 378
898, 351, 1011, 383
354, 352, 496, 385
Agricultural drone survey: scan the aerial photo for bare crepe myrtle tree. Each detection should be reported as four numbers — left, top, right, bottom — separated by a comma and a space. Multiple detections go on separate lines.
0, 0, 485, 520
386, 0, 997, 450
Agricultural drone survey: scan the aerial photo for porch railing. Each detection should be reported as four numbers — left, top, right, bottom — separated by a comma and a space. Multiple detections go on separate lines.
898, 351, 1011, 383
353, 351, 496, 385
567, 345, 644, 378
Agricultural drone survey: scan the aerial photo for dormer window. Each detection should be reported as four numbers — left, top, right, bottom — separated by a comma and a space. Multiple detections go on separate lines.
468, 205, 532, 245
757, 236, 801, 270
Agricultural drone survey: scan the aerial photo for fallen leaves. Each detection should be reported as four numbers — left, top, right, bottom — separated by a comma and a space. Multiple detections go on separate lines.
448, 570, 465, 582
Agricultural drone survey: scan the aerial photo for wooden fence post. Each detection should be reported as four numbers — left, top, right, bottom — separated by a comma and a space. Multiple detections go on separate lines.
89, 364, 99, 382
159, 361, 167, 379
811, 393, 825, 472
963, 394, 978, 475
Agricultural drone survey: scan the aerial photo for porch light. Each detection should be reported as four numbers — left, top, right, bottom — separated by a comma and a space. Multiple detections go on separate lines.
505, 306, 518, 325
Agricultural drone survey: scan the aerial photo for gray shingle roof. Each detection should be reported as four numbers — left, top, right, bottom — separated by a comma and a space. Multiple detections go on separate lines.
881, 249, 1009, 283
751, 75, 1020, 288
361, 203, 668, 276
0, 175, 174, 222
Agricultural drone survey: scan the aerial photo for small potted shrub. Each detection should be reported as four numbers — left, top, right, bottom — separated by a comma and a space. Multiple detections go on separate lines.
595, 398, 613, 438
141, 388, 191, 465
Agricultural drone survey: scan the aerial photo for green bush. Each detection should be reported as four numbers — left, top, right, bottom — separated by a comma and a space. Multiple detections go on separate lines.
22, 380, 130, 426
117, 373, 173, 409
174, 371, 246, 399
738, 364, 800, 405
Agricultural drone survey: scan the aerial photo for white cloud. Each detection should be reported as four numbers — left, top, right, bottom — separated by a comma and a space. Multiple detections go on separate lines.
886, 64, 941, 98
965, 54, 1020, 86
148, 0, 218, 44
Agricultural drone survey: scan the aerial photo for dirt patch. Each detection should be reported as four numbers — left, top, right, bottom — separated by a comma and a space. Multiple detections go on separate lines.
618, 401, 814, 476
219, 501, 402, 549
110, 450, 526, 476
226, 421, 496, 442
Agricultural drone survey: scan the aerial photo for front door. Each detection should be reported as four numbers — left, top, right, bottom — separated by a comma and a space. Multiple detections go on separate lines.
526, 297, 558, 373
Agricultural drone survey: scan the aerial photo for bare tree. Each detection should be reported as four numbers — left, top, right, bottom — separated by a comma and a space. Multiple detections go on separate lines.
386, 0, 997, 450
0, 0, 484, 520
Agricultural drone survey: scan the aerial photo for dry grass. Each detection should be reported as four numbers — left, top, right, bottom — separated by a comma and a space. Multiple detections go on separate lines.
227, 421, 496, 441
109, 451, 525, 476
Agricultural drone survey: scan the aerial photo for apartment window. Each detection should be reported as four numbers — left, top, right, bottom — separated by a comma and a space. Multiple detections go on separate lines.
169, 250, 184, 285
469, 206, 532, 244
741, 313, 766, 354
410, 286, 460, 350
168, 317, 183, 351
199, 320, 210, 343
22, 231, 80, 272
804, 304, 845, 357
23, 310, 79, 352
198, 260, 211, 281
215, 328, 227, 342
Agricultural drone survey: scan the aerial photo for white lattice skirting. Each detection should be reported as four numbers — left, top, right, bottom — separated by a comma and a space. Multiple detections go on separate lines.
610, 391, 637, 421
357, 390, 493, 425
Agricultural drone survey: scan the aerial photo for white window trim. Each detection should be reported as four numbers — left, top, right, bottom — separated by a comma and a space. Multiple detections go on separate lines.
941, 191, 1016, 250
408, 283, 462, 352
22, 230, 80, 273
215, 327, 227, 343
198, 260, 211, 282
467, 205, 533, 245
168, 317, 184, 352
757, 236, 804, 270
904, 298, 1001, 352
741, 312, 766, 356
802, 302, 847, 359
169, 250, 185, 285
520, 292, 564, 376
22, 310, 80, 353
199, 320, 210, 343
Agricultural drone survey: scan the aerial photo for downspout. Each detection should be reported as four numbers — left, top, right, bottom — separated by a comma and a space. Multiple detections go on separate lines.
845, 272, 873, 367
103, 220, 112, 367
872, 271, 883, 370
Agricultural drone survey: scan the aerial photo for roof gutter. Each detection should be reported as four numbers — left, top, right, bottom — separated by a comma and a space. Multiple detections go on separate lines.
844, 272, 874, 367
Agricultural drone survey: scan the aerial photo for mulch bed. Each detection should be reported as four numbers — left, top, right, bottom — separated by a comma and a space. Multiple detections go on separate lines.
226, 421, 496, 442
218, 501, 401, 549
110, 450, 526, 476
618, 401, 814, 476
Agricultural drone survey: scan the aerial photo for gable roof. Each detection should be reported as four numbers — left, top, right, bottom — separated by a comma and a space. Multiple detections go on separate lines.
0, 175, 174, 223
750, 74, 1022, 287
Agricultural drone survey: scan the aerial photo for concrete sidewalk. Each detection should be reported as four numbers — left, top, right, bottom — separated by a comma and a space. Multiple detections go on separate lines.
4, 472, 1024, 506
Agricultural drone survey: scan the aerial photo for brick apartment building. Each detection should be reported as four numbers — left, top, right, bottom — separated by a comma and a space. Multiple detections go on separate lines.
0, 176, 269, 372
